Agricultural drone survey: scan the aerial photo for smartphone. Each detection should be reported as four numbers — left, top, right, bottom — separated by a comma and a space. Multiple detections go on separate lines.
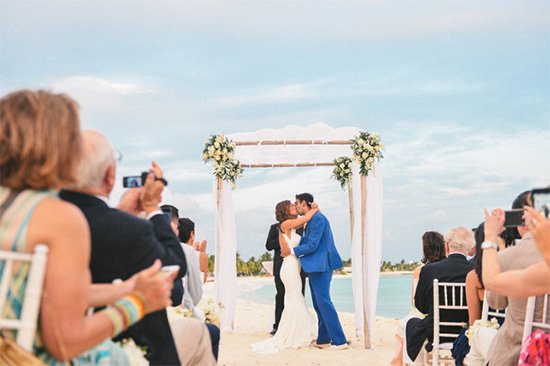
122, 172, 149, 188
531, 187, 550, 218
161, 265, 180, 274
504, 209, 525, 227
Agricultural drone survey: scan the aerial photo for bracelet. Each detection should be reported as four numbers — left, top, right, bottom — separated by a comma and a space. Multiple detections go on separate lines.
104, 292, 147, 337
104, 308, 124, 337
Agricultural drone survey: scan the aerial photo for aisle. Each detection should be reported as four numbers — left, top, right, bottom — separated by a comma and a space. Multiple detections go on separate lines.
217, 300, 397, 366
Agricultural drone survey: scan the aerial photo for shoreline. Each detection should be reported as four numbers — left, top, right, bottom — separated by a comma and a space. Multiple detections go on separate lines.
206, 270, 413, 283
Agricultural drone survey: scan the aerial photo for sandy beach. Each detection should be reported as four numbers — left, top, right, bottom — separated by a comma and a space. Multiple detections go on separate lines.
208, 277, 399, 366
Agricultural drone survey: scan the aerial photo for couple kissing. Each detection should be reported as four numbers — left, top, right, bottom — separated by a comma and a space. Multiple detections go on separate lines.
252, 193, 349, 354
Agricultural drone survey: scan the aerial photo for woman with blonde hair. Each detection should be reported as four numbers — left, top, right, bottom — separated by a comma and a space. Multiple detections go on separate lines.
0, 90, 174, 364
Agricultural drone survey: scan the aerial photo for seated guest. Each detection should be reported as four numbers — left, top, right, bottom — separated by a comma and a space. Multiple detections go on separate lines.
403, 227, 474, 365
392, 231, 446, 366
174, 216, 206, 315
61, 130, 215, 365
196, 240, 209, 283
0, 90, 174, 364
161, 205, 221, 361
482, 207, 550, 296
463, 223, 507, 366
483, 191, 548, 366
412, 231, 446, 304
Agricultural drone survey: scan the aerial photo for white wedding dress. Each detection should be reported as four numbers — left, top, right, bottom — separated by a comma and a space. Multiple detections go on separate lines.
252, 229, 315, 354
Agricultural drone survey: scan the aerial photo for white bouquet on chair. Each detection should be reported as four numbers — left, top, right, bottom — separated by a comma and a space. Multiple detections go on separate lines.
167, 294, 223, 326
119, 339, 148, 366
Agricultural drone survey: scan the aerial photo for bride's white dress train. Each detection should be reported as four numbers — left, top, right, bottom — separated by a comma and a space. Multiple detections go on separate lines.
252, 229, 315, 354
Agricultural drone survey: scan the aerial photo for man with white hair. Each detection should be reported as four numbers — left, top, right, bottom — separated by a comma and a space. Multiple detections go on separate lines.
59, 130, 213, 365
403, 227, 475, 365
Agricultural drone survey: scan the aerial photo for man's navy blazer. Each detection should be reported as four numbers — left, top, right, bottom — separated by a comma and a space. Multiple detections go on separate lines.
406, 253, 473, 361
60, 190, 187, 366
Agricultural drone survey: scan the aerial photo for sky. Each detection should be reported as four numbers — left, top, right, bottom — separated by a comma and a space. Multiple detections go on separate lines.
1, 1, 549, 262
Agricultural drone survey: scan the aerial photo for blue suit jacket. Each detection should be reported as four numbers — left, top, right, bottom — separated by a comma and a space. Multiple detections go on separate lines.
293, 211, 343, 273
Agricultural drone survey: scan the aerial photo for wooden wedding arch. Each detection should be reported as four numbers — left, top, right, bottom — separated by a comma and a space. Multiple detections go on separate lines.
210, 125, 383, 349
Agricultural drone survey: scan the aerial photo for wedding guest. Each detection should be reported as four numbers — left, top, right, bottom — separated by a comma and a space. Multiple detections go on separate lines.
483, 191, 547, 366
403, 227, 474, 364
482, 207, 550, 296
161, 207, 221, 361
173, 216, 204, 313
411, 231, 446, 304
60, 130, 215, 366
392, 231, 445, 366
196, 240, 209, 284
0, 89, 174, 364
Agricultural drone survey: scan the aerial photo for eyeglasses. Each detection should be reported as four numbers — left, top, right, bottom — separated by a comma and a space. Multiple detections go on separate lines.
113, 149, 123, 163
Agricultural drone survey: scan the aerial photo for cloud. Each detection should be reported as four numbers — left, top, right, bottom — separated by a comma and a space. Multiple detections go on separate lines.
211, 81, 325, 108
50, 76, 153, 110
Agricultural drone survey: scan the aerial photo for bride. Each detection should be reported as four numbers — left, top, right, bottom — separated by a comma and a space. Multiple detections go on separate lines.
252, 200, 318, 354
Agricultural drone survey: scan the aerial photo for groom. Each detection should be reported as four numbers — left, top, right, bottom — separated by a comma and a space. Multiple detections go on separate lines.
282, 193, 349, 350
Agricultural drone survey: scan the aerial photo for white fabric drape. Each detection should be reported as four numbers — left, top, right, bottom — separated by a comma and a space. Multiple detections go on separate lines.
350, 161, 364, 337
213, 179, 237, 332
363, 169, 383, 337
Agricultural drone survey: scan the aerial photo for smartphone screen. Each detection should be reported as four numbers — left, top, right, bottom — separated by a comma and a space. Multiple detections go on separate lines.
532, 187, 550, 218
122, 176, 142, 188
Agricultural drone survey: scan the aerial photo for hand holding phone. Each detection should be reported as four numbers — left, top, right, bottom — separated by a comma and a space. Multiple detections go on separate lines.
161, 265, 180, 274
532, 187, 550, 218
504, 209, 525, 227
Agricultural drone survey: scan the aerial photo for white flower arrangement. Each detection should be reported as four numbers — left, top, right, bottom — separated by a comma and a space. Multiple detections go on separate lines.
197, 294, 223, 326
331, 156, 353, 189
465, 317, 501, 344
167, 294, 223, 327
351, 131, 384, 176
202, 134, 243, 186
119, 338, 148, 366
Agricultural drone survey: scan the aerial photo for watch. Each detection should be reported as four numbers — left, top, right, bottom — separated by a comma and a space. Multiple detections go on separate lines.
481, 241, 498, 250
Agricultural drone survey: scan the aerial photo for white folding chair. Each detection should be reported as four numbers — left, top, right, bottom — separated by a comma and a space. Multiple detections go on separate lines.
481, 290, 506, 322
522, 293, 550, 342
429, 279, 469, 366
0, 244, 48, 351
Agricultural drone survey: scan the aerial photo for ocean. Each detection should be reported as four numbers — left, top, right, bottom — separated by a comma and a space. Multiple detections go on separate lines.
242, 274, 412, 319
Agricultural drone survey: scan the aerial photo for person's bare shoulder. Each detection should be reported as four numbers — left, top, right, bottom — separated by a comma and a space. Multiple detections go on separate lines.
29, 196, 89, 247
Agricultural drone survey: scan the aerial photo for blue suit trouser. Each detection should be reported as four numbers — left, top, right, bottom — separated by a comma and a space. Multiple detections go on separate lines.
308, 271, 346, 346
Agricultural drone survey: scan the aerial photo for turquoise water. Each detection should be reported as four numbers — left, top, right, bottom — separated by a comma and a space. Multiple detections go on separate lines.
243, 274, 412, 319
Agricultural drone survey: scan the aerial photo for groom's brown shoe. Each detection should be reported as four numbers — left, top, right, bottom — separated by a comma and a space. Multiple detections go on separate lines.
312, 341, 330, 349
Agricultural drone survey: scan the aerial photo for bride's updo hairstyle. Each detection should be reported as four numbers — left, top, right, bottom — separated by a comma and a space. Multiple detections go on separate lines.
275, 200, 292, 223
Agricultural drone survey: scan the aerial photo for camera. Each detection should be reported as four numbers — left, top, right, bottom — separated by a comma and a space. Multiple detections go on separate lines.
504, 209, 525, 227
122, 172, 149, 188
531, 187, 550, 218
